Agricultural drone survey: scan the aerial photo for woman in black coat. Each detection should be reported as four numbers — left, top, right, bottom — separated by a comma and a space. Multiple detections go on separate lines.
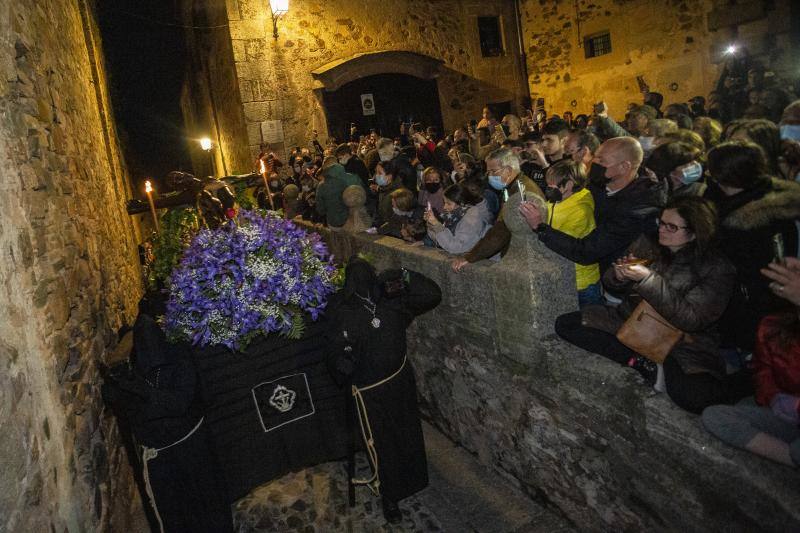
327, 257, 441, 523
704, 141, 800, 351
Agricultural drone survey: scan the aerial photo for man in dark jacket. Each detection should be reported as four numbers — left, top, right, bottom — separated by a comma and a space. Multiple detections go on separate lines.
336, 143, 370, 190
519, 137, 667, 273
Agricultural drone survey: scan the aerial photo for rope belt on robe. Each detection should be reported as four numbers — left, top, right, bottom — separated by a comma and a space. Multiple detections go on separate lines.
141, 416, 205, 533
350, 355, 408, 496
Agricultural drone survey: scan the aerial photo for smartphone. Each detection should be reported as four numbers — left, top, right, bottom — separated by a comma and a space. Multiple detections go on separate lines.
773, 233, 786, 265
536, 97, 545, 109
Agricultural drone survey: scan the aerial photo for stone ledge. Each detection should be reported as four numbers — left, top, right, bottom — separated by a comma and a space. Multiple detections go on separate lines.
300, 220, 800, 532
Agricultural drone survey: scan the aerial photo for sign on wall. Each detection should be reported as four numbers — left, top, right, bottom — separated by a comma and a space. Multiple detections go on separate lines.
360, 93, 376, 116
261, 120, 285, 144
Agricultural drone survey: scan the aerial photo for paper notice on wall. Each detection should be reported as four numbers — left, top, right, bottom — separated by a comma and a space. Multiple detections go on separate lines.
261, 120, 285, 144
360, 94, 376, 116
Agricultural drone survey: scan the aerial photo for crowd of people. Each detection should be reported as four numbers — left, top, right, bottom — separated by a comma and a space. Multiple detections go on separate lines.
255, 67, 800, 469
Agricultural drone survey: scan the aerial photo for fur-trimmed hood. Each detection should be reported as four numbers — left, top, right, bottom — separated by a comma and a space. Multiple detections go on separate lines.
722, 178, 800, 231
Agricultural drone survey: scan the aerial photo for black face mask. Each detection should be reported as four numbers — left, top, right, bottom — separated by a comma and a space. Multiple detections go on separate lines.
424, 182, 442, 194
544, 187, 563, 203
588, 162, 609, 185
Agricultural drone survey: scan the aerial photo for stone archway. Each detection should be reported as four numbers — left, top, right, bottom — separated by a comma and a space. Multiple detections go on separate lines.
311, 51, 445, 140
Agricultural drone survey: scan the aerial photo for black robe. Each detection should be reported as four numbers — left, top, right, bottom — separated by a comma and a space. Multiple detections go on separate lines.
328, 267, 442, 502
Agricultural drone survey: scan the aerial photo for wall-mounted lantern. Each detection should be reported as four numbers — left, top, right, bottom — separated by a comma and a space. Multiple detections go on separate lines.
269, 0, 289, 40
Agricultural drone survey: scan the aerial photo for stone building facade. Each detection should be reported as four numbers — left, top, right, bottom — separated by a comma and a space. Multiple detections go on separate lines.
0, 0, 143, 531
520, 0, 799, 118
182, 0, 530, 169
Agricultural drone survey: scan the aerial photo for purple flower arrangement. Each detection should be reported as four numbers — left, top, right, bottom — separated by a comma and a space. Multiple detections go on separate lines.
164, 210, 337, 350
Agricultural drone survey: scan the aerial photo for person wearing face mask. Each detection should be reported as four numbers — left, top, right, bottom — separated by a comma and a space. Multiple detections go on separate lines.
645, 141, 706, 199
451, 148, 544, 272
378, 188, 418, 240
542, 160, 602, 307
563, 129, 600, 173
424, 180, 492, 255
519, 137, 667, 275
316, 156, 364, 230
417, 167, 445, 214
365, 138, 398, 174
779, 100, 800, 182
373, 161, 405, 228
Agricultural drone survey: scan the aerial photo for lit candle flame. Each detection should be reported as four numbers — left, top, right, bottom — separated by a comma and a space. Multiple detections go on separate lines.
259, 159, 266, 174
145, 180, 153, 193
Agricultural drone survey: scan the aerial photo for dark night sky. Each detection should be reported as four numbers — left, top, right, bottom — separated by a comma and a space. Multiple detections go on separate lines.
97, 1, 191, 184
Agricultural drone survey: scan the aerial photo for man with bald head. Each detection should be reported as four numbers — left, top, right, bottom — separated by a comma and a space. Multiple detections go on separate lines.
520, 136, 666, 272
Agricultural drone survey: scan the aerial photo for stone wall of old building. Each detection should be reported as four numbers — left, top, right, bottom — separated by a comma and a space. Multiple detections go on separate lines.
0, 0, 144, 530
519, 0, 799, 119
181, 0, 253, 178
218, 0, 529, 160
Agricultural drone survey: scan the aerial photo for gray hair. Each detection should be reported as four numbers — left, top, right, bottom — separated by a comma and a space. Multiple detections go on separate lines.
486, 147, 521, 172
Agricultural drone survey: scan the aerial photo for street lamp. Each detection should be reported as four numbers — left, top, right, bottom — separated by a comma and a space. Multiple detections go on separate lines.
199, 137, 214, 176
269, 0, 289, 40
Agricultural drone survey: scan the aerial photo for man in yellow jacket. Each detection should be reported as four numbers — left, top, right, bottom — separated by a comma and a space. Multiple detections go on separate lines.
541, 160, 602, 307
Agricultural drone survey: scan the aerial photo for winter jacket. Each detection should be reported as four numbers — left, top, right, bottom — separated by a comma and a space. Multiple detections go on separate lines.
708, 177, 800, 349
418, 187, 445, 214
538, 175, 667, 273
463, 175, 544, 263
428, 200, 493, 255
375, 179, 405, 227
316, 164, 363, 227
753, 314, 800, 409
546, 188, 601, 290
592, 116, 631, 140
585, 236, 736, 376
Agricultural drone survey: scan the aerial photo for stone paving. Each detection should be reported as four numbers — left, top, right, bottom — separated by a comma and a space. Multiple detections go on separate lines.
233, 422, 574, 533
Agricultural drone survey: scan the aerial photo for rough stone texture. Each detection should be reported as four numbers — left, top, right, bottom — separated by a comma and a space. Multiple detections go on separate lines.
233, 422, 574, 532
188, 0, 528, 161
519, 0, 799, 117
342, 184, 371, 233
181, 0, 253, 177
0, 0, 144, 531
300, 222, 800, 532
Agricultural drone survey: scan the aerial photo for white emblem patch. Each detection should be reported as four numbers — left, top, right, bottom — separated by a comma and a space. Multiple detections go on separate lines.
268, 385, 296, 413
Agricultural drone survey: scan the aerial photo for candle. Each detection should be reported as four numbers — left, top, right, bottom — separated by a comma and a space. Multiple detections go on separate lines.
259, 158, 277, 211
145, 180, 160, 233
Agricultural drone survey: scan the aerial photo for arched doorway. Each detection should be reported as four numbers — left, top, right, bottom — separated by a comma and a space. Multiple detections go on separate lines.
312, 51, 445, 141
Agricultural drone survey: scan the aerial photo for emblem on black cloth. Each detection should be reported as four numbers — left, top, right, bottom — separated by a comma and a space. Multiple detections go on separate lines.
269, 385, 296, 412
252, 373, 315, 433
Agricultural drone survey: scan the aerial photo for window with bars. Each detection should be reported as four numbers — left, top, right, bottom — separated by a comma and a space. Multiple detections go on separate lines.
584, 32, 612, 58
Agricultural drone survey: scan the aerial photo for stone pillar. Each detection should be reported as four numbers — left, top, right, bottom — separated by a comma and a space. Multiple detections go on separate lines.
342, 185, 371, 233
491, 193, 577, 364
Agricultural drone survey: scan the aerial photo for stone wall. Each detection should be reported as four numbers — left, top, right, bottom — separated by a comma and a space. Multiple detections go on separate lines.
0, 0, 143, 530
519, 0, 799, 119
212, 0, 529, 160
181, 0, 253, 178
304, 209, 800, 532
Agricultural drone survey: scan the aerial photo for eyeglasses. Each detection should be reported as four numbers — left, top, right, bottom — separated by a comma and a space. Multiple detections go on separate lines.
657, 218, 689, 233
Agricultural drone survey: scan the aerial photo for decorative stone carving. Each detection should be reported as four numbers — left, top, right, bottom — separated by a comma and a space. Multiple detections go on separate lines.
342, 185, 371, 233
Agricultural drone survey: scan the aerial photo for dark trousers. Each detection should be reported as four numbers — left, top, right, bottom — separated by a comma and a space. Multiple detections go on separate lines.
555, 311, 738, 414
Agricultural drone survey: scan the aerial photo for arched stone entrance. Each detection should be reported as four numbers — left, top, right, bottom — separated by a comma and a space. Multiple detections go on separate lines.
312, 51, 445, 141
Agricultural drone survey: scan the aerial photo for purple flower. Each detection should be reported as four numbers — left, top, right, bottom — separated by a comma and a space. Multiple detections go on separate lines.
164, 211, 337, 350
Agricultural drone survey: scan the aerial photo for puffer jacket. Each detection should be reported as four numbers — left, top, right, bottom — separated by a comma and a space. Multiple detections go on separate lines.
584, 236, 736, 377
708, 177, 800, 349
546, 188, 601, 290
316, 164, 363, 227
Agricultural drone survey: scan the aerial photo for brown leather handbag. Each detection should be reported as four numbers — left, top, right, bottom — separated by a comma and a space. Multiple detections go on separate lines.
616, 300, 685, 363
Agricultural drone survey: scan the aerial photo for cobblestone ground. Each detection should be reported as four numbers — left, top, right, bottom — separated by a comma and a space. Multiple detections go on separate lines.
233, 423, 574, 533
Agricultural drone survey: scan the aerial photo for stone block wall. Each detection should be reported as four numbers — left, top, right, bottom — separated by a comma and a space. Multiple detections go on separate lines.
0, 0, 143, 530
305, 221, 800, 532
213, 0, 529, 160
519, 0, 799, 119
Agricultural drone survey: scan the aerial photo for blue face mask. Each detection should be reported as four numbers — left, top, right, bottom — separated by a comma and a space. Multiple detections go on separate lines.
375, 174, 388, 187
780, 124, 800, 141
677, 161, 704, 185
488, 174, 506, 190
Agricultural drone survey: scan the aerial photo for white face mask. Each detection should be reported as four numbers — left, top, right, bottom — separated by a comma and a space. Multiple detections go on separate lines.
638, 136, 655, 152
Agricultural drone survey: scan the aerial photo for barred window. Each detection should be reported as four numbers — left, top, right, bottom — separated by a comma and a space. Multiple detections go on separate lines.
478, 17, 504, 57
584, 32, 612, 59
